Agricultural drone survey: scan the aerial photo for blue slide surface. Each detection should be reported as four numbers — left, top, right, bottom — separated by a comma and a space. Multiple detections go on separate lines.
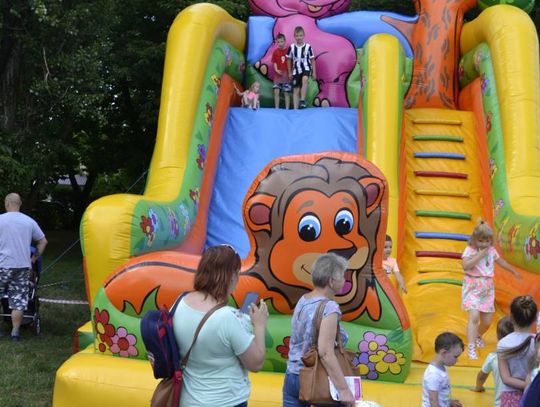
206, 107, 358, 256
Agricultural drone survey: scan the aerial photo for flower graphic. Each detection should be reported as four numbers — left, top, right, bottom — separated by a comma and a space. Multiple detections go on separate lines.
369, 349, 406, 375
93, 308, 115, 348
485, 111, 492, 133
110, 327, 139, 358
358, 331, 388, 353
353, 331, 397, 380
353, 351, 378, 380
489, 158, 496, 178
211, 74, 221, 94
189, 188, 200, 207
196, 144, 206, 170
494, 198, 504, 218
139, 215, 155, 246
168, 208, 179, 238
148, 208, 159, 232
179, 204, 191, 233
204, 103, 213, 126
277, 336, 290, 359
474, 51, 483, 71
458, 63, 464, 79
224, 46, 232, 66
480, 73, 489, 94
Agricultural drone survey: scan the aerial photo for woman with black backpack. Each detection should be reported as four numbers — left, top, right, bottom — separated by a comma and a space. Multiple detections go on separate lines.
173, 244, 268, 406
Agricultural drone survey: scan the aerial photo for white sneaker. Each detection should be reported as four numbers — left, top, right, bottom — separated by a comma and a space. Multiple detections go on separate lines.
468, 344, 478, 360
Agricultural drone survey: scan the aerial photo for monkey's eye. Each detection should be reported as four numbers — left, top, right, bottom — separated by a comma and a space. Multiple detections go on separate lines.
334, 209, 354, 236
298, 214, 321, 242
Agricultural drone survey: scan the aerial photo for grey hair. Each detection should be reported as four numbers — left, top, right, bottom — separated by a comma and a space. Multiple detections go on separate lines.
311, 253, 348, 288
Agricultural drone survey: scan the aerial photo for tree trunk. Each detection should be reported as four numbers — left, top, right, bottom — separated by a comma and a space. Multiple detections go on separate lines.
0, 1, 21, 132
404, 0, 477, 109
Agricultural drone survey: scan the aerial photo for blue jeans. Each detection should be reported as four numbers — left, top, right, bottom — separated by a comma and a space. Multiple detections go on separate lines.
233, 403, 247, 407
282, 372, 343, 407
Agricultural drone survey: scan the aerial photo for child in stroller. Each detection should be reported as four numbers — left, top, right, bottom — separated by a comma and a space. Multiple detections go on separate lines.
1, 246, 42, 336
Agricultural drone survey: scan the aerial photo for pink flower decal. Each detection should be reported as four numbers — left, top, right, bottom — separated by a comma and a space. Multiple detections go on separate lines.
277, 336, 290, 359
110, 327, 139, 358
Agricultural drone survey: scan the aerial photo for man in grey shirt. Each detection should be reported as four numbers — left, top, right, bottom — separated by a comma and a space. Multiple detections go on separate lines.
0, 193, 47, 341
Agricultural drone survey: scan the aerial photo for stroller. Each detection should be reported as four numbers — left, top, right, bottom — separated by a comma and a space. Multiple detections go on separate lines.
1, 246, 42, 335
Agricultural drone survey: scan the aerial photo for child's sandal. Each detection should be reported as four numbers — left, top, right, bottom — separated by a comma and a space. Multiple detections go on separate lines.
468, 344, 478, 360
475, 336, 485, 348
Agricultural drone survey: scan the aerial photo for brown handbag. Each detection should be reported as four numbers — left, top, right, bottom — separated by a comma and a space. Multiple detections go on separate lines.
151, 302, 226, 407
151, 377, 178, 407
298, 300, 359, 405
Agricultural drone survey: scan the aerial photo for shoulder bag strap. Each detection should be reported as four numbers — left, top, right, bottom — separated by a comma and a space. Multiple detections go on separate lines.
310, 299, 330, 348
180, 302, 226, 369
310, 299, 345, 350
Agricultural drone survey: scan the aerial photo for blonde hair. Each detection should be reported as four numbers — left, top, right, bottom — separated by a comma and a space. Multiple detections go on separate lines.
469, 219, 494, 248
249, 81, 260, 93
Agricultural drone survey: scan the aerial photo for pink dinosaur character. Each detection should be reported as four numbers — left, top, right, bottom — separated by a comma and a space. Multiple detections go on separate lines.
249, 0, 355, 107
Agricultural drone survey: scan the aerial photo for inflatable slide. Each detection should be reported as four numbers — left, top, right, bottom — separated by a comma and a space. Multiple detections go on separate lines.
54, 1, 540, 406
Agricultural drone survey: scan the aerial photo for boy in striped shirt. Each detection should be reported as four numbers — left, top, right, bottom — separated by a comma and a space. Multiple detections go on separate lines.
287, 26, 316, 109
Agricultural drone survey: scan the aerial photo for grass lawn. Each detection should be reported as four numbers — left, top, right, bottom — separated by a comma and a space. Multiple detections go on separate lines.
0, 230, 89, 407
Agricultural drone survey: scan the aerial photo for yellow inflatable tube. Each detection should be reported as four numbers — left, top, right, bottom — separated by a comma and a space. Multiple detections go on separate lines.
53, 347, 494, 407
362, 34, 406, 250
461, 5, 540, 215
81, 4, 245, 304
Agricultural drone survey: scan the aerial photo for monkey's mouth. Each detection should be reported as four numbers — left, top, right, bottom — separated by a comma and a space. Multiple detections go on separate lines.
307, 4, 322, 12
337, 269, 353, 295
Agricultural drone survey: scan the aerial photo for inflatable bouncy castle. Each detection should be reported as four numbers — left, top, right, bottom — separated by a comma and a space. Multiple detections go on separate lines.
54, 1, 540, 405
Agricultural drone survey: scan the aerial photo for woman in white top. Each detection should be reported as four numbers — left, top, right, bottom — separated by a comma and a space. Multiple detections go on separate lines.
173, 245, 268, 407
497, 295, 537, 407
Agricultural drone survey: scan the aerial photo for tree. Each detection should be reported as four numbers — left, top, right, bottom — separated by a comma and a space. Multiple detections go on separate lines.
1, 0, 540, 228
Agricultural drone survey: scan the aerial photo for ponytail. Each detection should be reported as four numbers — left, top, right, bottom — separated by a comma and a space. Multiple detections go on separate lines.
500, 335, 534, 360
529, 333, 540, 372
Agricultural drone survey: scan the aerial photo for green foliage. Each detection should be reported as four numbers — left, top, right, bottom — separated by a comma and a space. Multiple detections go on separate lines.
1, 0, 540, 230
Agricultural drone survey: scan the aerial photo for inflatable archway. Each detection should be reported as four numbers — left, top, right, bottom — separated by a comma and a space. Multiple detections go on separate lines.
55, 1, 540, 406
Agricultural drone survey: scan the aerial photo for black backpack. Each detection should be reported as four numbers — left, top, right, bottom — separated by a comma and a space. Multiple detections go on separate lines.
141, 293, 186, 379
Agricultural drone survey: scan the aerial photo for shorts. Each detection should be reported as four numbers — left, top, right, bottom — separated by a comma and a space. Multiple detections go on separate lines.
273, 82, 292, 92
500, 390, 522, 406
292, 72, 310, 88
0, 267, 31, 310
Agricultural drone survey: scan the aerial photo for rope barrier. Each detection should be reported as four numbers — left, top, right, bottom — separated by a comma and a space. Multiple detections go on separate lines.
38, 278, 84, 288
39, 298, 88, 305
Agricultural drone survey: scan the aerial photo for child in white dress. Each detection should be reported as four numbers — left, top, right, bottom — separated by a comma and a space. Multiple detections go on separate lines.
462, 220, 520, 359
